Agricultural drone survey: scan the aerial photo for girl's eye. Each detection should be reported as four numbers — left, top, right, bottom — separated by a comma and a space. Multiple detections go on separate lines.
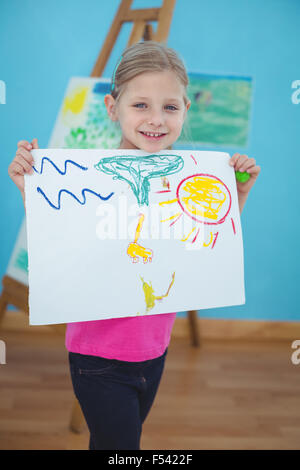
133, 103, 146, 108
166, 105, 178, 111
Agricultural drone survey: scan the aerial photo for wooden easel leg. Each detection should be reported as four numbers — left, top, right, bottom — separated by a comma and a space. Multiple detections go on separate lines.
143, 23, 153, 41
187, 310, 200, 347
69, 398, 86, 434
0, 292, 8, 329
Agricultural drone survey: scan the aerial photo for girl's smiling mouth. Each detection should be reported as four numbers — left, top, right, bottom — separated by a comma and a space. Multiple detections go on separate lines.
139, 131, 167, 140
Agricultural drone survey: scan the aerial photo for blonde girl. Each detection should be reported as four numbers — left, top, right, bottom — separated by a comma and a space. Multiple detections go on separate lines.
8, 41, 260, 450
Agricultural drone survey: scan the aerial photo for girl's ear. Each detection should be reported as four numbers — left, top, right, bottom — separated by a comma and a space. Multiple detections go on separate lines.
185, 99, 191, 114
104, 94, 118, 121
183, 99, 191, 120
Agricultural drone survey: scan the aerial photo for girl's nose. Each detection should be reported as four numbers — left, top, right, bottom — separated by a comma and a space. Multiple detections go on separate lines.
147, 111, 164, 127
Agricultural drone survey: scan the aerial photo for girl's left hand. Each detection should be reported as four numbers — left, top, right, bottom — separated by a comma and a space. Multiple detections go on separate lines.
229, 153, 261, 194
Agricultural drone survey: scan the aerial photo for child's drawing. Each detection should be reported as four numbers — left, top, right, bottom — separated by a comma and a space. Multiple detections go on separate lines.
158, 173, 231, 249
32, 156, 114, 210
159, 174, 231, 225
24, 149, 245, 325
127, 213, 153, 264
140, 272, 175, 313
36, 186, 114, 210
94, 154, 184, 206
176, 174, 231, 223
33, 157, 88, 175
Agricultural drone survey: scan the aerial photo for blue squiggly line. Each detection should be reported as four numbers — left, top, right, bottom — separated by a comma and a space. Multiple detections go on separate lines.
37, 187, 114, 210
33, 157, 88, 174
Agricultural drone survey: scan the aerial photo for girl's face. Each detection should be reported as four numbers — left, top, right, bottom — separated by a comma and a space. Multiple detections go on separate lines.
105, 70, 191, 152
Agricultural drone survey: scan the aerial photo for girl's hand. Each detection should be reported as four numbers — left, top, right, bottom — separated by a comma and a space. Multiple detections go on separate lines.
8, 138, 39, 196
229, 153, 261, 194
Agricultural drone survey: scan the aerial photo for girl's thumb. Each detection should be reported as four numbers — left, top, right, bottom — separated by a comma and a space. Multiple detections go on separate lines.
32, 138, 39, 149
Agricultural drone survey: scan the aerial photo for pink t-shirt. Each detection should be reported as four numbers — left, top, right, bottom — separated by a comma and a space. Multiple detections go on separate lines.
65, 312, 177, 362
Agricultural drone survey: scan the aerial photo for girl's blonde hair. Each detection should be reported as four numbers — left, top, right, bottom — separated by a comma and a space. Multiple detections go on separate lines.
110, 40, 189, 105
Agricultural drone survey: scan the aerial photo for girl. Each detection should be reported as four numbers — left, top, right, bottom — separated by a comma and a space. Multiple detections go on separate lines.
8, 41, 260, 450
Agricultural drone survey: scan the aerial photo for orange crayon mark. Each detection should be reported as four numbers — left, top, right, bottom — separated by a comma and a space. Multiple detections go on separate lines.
162, 177, 170, 189
127, 213, 153, 263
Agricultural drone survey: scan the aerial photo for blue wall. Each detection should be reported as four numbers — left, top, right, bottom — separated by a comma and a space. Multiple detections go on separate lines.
1, 0, 299, 321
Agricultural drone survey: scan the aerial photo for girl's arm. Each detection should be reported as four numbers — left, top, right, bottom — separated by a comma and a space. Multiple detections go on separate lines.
229, 153, 261, 215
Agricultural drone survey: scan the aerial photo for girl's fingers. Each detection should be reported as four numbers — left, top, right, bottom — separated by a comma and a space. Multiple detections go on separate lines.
14, 153, 34, 174
12, 161, 25, 175
229, 153, 240, 166
8, 161, 25, 176
230, 154, 259, 174
18, 140, 32, 151
31, 138, 39, 149
246, 165, 261, 175
230, 153, 247, 170
16, 147, 34, 166
240, 158, 256, 172
235, 155, 248, 171
16, 146, 33, 162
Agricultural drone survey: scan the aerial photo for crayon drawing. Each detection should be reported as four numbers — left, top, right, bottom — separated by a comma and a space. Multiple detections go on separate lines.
24, 149, 245, 325
127, 213, 153, 264
140, 272, 176, 314
157, 151, 233, 250
94, 154, 184, 206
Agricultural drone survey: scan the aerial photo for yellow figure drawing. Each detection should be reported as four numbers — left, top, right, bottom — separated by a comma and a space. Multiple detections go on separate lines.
140, 272, 175, 313
127, 213, 153, 263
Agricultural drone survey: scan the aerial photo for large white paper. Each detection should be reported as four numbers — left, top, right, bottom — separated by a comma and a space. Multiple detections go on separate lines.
25, 149, 245, 325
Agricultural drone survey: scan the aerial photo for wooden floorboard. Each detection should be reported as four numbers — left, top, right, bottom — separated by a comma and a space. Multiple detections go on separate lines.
0, 312, 299, 450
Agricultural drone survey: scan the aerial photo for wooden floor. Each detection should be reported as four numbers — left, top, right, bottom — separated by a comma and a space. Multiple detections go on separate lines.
0, 312, 300, 450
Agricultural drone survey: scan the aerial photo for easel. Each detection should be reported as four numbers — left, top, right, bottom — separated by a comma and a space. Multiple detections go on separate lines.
0, 0, 200, 435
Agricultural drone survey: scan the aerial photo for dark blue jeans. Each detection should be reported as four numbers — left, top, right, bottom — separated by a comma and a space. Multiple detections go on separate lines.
68, 348, 168, 450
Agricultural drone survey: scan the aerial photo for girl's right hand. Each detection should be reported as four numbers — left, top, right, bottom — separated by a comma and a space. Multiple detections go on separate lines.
8, 138, 39, 195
